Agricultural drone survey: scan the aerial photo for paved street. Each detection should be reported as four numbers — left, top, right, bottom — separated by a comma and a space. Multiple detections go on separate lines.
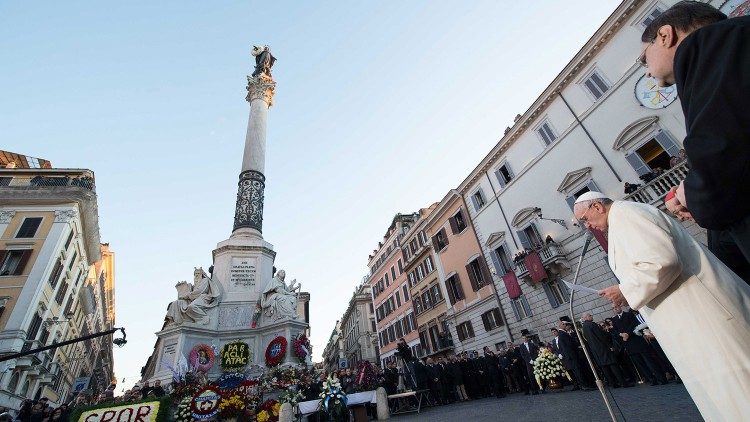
393, 383, 702, 422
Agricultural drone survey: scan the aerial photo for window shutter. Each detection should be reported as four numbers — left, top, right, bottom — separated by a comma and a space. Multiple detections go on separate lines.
506, 163, 515, 179
440, 228, 449, 246
448, 216, 459, 234
479, 257, 493, 287
521, 296, 533, 316
517, 230, 531, 250
471, 194, 479, 210
542, 282, 560, 308
0, 250, 6, 267
565, 195, 577, 211
454, 274, 465, 300
557, 278, 570, 301
625, 152, 650, 176
511, 301, 522, 321
466, 263, 479, 291
445, 277, 456, 305
431, 234, 440, 251
655, 130, 681, 157
492, 308, 504, 327
495, 169, 506, 188
490, 250, 504, 276
481, 313, 491, 332
15, 250, 33, 276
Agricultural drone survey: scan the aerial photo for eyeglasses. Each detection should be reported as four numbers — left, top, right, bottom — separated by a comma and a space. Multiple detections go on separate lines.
637, 40, 655, 67
577, 203, 596, 223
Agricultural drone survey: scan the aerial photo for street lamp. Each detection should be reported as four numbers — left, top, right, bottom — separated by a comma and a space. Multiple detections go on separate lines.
43, 312, 76, 326
533, 207, 569, 229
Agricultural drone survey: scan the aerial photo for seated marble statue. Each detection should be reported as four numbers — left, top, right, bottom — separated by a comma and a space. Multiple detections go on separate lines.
260, 269, 300, 321
166, 268, 221, 325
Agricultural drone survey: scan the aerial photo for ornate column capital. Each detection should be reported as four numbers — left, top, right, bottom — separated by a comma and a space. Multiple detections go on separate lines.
55, 210, 78, 223
246, 75, 276, 107
0, 211, 16, 224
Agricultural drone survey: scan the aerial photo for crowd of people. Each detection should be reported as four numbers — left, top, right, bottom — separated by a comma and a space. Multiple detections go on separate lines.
0, 398, 68, 422
373, 309, 681, 409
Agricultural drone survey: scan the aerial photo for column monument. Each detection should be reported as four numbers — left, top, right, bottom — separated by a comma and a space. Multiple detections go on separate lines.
148, 46, 309, 384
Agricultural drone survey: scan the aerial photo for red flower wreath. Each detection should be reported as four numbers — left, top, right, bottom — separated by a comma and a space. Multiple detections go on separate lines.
189, 343, 215, 372
265, 336, 287, 367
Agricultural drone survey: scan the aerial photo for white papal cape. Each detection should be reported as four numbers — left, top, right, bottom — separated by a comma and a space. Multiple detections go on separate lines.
607, 201, 750, 421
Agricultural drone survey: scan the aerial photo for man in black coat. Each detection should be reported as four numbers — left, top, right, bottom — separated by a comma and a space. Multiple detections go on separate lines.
551, 326, 588, 390
482, 347, 506, 398
581, 312, 631, 388
425, 358, 444, 405
612, 306, 668, 386
518, 335, 540, 394
642, 2, 750, 278
384, 361, 399, 395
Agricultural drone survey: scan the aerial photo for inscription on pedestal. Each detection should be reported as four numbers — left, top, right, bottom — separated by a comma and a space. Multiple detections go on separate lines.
162, 341, 178, 367
218, 306, 254, 328
230, 257, 256, 287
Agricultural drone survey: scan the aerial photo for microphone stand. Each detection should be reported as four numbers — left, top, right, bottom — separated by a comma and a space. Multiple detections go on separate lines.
567, 233, 618, 422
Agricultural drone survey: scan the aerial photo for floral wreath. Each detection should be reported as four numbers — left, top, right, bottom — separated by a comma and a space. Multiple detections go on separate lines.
265, 336, 287, 367
189, 343, 215, 372
292, 333, 311, 362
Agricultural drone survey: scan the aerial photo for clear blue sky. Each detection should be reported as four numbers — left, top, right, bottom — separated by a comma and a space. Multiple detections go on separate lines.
0, 1, 619, 390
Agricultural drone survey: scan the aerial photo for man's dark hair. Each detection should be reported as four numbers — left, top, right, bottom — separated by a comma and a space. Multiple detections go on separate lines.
641, 1, 727, 42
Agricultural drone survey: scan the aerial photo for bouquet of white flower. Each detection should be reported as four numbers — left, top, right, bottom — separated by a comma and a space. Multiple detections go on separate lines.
533, 348, 570, 388
318, 374, 349, 421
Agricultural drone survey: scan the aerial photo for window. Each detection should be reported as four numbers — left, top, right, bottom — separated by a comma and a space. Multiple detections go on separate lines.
390, 266, 396, 281
444, 275, 465, 305
408, 313, 416, 333
425, 256, 434, 273
388, 325, 396, 343
510, 294, 533, 321
471, 190, 486, 211
537, 121, 557, 146
16, 217, 43, 238
395, 320, 404, 338
625, 131, 681, 176
402, 284, 409, 301
491, 244, 513, 275
0, 177, 12, 186
39, 327, 50, 346
641, 5, 664, 27
543, 279, 570, 308
481, 308, 504, 332
583, 69, 610, 100
495, 162, 515, 187
422, 291, 432, 310
418, 231, 428, 246
450, 209, 467, 234
0, 250, 33, 276
414, 296, 423, 314
517, 223, 544, 250
408, 272, 416, 287
410, 239, 418, 253
432, 228, 449, 251
403, 247, 411, 261
397, 259, 403, 273
0, 297, 9, 320
369, 303, 374, 313
430, 284, 443, 304
371, 320, 377, 333
67, 251, 78, 270
55, 280, 70, 305
456, 321, 475, 341
565, 180, 600, 210
466, 258, 488, 291
395, 291, 401, 308
26, 312, 43, 341
64, 230, 75, 251
416, 264, 424, 280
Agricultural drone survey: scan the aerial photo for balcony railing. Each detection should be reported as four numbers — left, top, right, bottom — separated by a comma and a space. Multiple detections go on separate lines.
623, 161, 688, 205
514, 242, 567, 279
0, 170, 96, 192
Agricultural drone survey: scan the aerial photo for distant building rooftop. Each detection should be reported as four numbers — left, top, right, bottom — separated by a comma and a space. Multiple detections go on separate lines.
0, 150, 52, 169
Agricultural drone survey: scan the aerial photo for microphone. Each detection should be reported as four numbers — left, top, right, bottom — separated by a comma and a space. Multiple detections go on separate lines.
567, 230, 618, 422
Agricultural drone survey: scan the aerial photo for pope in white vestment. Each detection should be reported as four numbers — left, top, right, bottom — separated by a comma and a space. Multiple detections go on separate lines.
573, 192, 750, 422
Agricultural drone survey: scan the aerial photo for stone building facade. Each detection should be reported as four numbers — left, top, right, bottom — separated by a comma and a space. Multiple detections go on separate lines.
340, 281, 378, 368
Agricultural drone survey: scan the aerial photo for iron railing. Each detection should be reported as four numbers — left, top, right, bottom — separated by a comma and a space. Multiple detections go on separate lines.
623, 161, 688, 205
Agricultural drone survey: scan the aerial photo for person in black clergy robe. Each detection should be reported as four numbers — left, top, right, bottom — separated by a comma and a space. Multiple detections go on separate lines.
581, 312, 631, 388
425, 358, 443, 405
459, 352, 478, 399
482, 347, 506, 398
447, 355, 469, 401
551, 326, 588, 390
647, 3, 750, 280
437, 357, 454, 403
509, 344, 530, 394
612, 306, 668, 386
384, 361, 399, 395
518, 335, 540, 394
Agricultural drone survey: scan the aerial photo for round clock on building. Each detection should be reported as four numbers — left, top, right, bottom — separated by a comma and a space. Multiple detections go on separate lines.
634, 74, 678, 109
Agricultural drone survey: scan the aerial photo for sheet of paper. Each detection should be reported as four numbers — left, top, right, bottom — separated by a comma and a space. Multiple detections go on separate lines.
562, 279, 600, 295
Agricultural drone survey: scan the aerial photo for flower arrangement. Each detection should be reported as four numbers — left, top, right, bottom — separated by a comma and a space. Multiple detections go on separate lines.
354, 360, 378, 392
218, 394, 246, 418
173, 396, 193, 422
251, 303, 262, 328
189, 343, 215, 373
257, 399, 280, 422
279, 387, 305, 407
265, 336, 287, 367
261, 365, 306, 391
319, 374, 348, 421
292, 333, 312, 363
533, 348, 570, 387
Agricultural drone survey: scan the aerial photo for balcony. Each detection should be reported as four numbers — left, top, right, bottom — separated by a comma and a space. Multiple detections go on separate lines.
514, 242, 568, 282
0, 169, 96, 192
623, 161, 688, 206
